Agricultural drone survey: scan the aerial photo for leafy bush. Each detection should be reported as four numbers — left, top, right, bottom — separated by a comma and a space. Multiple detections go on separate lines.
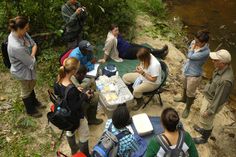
0, 0, 135, 42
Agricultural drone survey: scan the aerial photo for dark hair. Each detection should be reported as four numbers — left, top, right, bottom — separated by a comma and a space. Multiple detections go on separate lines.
8, 16, 29, 31
109, 24, 118, 31
195, 29, 210, 43
112, 104, 131, 129
161, 107, 180, 132
136, 48, 151, 69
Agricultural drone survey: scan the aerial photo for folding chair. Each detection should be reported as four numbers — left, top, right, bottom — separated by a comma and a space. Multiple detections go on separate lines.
142, 60, 169, 108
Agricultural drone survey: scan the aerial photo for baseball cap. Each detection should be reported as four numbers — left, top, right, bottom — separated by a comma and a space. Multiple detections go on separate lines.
78, 40, 94, 51
209, 49, 231, 63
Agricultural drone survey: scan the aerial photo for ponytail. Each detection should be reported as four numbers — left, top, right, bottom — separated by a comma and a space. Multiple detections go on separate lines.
57, 66, 66, 83
8, 16, 29, 31
56, 57, 80, 83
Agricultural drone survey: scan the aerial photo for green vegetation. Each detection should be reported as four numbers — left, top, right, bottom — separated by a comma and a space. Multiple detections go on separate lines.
0, 0, 187, 156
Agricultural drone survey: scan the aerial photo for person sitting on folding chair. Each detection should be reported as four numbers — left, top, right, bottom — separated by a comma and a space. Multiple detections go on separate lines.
122, 48, 162, 111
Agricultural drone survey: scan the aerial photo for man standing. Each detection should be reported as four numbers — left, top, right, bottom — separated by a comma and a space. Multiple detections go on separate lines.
193, 49, 234, 144
61, 0, 87, 49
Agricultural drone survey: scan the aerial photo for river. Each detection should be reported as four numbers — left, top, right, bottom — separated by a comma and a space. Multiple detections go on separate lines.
167, 0, 236, 100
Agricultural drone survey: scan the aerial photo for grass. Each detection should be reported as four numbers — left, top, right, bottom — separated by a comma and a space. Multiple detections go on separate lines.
0, 0, 188, 156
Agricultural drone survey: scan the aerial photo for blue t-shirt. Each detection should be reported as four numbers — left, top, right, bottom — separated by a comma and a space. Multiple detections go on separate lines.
117, 35, 132, 58
69, 47, 94, 71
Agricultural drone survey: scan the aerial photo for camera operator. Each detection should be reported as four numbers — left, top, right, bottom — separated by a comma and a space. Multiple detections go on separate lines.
61, 0, 87, 49
71, 65, 103, 125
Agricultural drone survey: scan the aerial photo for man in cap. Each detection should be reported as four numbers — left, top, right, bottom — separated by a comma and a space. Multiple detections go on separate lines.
69, 40, 96, 72
193, 49, 234, 144
69, 40, 103, 125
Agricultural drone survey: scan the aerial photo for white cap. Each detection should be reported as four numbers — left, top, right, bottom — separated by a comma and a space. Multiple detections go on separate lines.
209, 49, 231, 63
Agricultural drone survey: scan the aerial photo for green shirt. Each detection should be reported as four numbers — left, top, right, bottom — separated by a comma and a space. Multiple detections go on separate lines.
146, 131, 199, 157
203, 65, 234, 115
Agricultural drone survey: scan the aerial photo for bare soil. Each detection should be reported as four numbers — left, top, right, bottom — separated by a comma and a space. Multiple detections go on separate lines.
0, 15, 235, 157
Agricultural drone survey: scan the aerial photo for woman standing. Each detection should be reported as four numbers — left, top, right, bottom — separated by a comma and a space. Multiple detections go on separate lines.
174, 30, 210, 118
122, 48, 162, 110
8, 16, 43, 118
54, 57, 92, 156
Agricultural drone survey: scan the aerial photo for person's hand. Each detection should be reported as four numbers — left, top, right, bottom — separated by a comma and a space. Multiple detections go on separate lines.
135, 66, 144, 74
77, 86, 83, 92
98, 58, 106, 64
191, 44, 196, 51
85, 90, 93, 98
76, 7, 83, 14
202, 111, 209, 118
91, 58, 96, 64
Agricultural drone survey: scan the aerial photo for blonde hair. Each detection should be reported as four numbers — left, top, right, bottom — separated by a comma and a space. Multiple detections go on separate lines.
57, 57, 80, 83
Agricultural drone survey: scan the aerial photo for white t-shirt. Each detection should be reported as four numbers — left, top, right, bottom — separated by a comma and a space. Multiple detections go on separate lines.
141, 54, 161, 85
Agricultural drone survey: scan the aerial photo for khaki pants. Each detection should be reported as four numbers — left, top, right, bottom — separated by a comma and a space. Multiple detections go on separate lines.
66, 118, 89, 142
122, 73, 159, 98
199, 97, 224, 130
19, 80, 36, 98
183, 76, 201, 97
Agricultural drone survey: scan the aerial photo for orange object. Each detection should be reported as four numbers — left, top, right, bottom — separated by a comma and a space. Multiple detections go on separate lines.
50, 103, 55, 112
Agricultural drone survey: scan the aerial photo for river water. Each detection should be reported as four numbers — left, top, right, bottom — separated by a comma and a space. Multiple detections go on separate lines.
167, 0, 236, 99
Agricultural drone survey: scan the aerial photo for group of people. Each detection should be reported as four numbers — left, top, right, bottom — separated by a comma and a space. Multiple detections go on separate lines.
6, 0, 234, 156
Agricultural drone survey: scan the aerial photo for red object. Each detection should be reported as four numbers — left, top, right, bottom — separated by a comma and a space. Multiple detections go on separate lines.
72, 152, 86, 157
60, 49, 73, 65
50, 103, 55, 112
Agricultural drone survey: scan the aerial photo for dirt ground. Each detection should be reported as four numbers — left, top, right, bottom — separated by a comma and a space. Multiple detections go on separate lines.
0, 15, 235, 157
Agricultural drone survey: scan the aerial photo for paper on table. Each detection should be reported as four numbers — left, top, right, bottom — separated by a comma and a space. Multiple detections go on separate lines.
86, 63, 100, 77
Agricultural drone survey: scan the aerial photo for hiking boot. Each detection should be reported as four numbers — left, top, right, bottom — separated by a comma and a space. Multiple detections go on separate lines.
193, 124, 205, 135
88, 118, 103, 125
182, 97, 195, 118
152, 45, 169, 59
173, 89, 187, 103
193, 129, 212, 145
132, 98, 144, 111
23, 95, 42, 118
31, 90, 46, 109
66, 134, 80, 155
79, 141, 90, 157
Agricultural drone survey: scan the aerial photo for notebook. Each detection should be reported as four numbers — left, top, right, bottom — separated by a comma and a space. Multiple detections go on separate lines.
86, 63, 100, 78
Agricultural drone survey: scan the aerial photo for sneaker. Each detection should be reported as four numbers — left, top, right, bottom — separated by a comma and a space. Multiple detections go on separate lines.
112, 57, 123, 62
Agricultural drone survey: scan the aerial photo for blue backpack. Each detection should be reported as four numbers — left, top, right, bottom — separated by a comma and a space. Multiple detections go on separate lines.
92, 123, 130, 157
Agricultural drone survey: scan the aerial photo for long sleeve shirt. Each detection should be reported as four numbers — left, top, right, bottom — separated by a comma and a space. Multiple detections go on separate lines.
8, 32, 36, 80
183, 40, 210, 77
203, 65, 234, 115
61, 2, 85, 33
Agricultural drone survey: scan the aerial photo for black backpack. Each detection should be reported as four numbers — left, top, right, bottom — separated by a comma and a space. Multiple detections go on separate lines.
156, 130, 186, 157
1, 38, 11, 69
47, 84, 75, 132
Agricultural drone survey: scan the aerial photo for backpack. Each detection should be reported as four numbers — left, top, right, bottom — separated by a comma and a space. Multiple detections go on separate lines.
47, 84, 75, 131
102, 64, 117, 77
156, 130, 186, 157
92, 123, 131, 157
59, 49, 73, 65
1, 38, 11, 69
